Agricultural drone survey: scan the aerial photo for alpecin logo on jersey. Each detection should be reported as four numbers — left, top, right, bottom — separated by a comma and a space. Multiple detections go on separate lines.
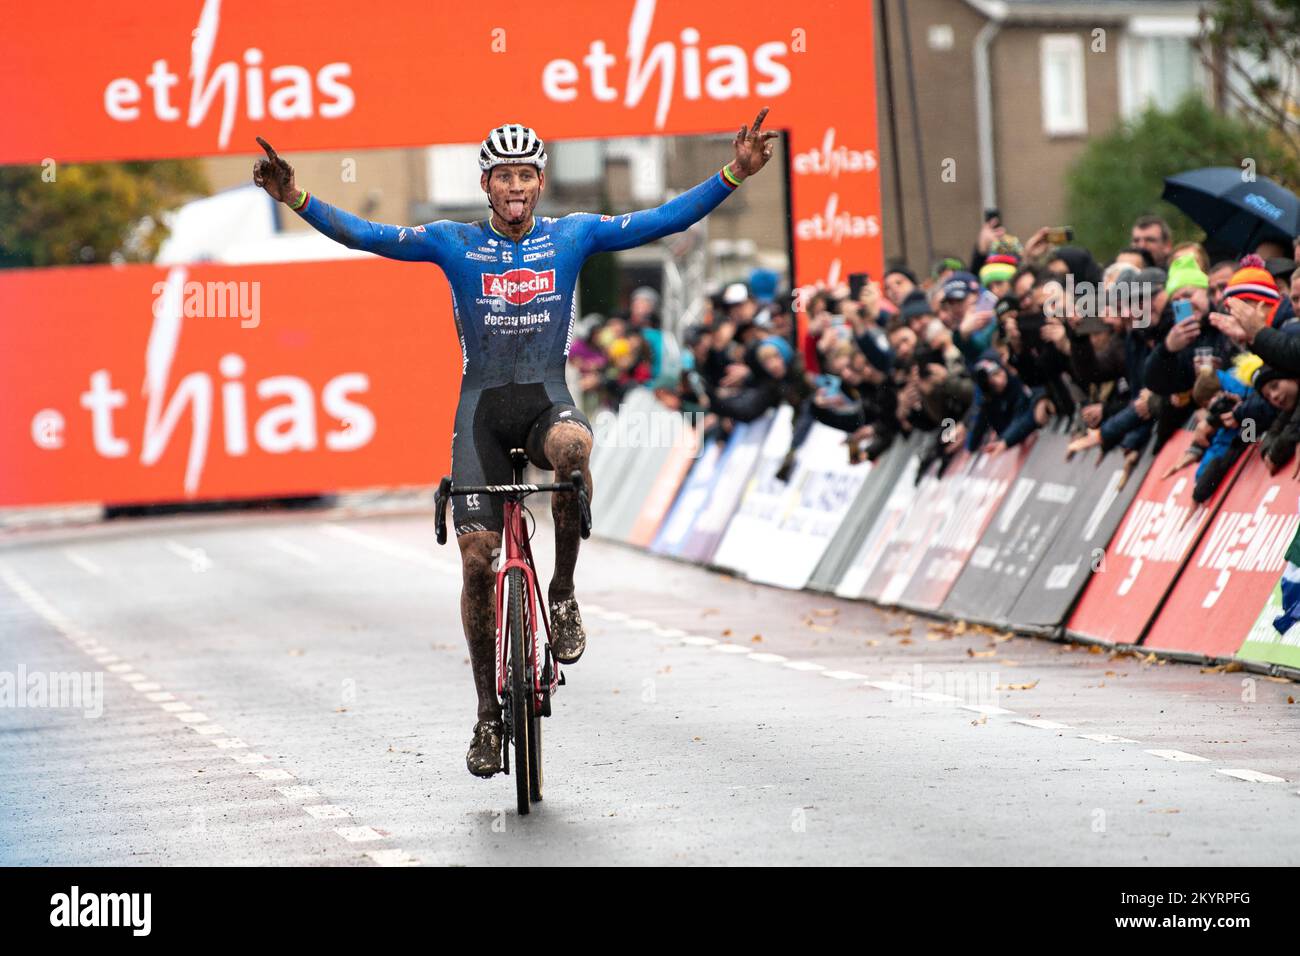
482, 268, 556, 305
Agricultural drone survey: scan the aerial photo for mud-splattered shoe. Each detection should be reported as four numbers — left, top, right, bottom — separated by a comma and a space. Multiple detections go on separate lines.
466, 719, 503, 778
549, 597, 587, 664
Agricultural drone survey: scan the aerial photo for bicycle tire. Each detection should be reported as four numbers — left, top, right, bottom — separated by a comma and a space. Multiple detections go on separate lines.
508, 566, 531, 816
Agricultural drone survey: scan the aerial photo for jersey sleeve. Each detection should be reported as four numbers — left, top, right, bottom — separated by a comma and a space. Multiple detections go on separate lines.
579, 170, 739, 256
294, 193, 451, 265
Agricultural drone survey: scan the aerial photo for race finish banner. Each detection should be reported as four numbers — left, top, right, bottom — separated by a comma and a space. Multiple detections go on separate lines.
1143, 453, 1300, 659
1, 0, 880, 508
1067, 430, 1243, 646
896, 440, 1029, 612
942, 430, 1076, 626
1006, 443, 1152, 631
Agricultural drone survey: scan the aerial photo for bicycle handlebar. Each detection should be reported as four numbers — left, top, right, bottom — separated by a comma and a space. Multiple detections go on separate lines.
434, 472, 591, 545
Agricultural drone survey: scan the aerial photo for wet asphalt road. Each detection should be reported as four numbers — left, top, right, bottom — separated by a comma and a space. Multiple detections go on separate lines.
1, 504, 1297, 866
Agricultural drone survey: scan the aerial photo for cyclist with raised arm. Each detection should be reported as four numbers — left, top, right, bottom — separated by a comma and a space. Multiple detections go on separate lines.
253, 110, 779, 777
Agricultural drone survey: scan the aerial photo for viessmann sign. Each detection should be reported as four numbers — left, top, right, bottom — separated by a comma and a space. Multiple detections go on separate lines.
0, 0, 880, 286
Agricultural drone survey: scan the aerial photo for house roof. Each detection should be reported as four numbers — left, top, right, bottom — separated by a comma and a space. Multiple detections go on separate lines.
963, 0, 1206, 24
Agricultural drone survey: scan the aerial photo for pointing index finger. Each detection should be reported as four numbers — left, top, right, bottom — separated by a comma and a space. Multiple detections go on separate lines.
256, 136, 279, 163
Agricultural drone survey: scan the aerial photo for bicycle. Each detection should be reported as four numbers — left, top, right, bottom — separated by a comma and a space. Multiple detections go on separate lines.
434, 449, 591, 815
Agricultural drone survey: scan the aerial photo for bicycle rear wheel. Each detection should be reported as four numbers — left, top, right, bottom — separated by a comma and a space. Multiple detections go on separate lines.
507, 567, 531, 816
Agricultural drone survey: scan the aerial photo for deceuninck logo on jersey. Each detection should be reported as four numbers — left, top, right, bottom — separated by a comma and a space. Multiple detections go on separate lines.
482, 268, 557, 305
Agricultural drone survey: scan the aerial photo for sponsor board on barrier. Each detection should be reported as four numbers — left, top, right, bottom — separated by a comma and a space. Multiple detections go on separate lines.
743, 423, 872, 590
1239, 578, 1300, 669
943, 430, 1074, 625
712, 406, 796, 574
650, 437, 725, 556
1143, 453, 1300, 658
868, 454, 959, 605
897, 441, 1029, 611
1067, 430, 1241, 646
809, 432, 914, 592
627, 424, 703, 547
678, 413, 773, 564
1005, 443, 1153, 629
834, 439, 924, 599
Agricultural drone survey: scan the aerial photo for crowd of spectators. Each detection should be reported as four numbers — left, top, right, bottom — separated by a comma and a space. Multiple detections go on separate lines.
568, 212, 1300, 495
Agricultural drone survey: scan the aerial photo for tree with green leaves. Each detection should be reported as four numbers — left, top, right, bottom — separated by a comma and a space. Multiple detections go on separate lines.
1065, 96, 1300, 261
0, 160, 207, 269
1197, 0, 1300, 170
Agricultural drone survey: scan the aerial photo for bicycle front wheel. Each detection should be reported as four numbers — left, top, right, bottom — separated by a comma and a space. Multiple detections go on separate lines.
507, 567, 531, 816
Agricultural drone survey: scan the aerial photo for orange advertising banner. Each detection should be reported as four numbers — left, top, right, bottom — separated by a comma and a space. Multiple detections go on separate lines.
0, 0, 881, 286
0, 260, 460, 506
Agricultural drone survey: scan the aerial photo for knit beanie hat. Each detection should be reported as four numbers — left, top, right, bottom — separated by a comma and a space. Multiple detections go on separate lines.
1165, 254, 1209, 295
1225, 253, 1282, 324
980, 253, 1019, 287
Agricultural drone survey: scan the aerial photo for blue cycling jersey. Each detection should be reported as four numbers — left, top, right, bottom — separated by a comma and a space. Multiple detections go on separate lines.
295, 170, 738, 393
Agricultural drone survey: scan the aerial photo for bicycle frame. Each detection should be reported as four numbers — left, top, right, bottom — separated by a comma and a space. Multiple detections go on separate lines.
493, 496, 560, 711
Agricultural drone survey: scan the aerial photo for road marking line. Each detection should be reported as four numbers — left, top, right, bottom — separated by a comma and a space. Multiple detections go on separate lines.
276, 785, 321, 801
748, 652, 788, 663
1014, 719, 1072, 730
106, 663, 132, 673
160, 701, 192, 712
366, 849, 420, 867
1145, 749, 1209, 762
303, 804, 352, 820
230, 752, 271, 764
1078, 733, 1138, 743
252, 768, 295, 781
319, 524, 442, 570
784, 661, 825, 672
93, 655, 120, 664
961, 704, 1015, 716
266, 535, 324, 565
713, 643, 752, 654
864, 680, 912, 692
1217, 769, 1286, 783
913, 692, 963, 702
601, 611, 630, 622
133, 682, 162, 692
335, 826, 385, 842
193, 724, 226, 736
822, 670, 869, 680
624, 618, 657, 629
681, 636, 718, 646
63, 550, 103, 577
120, 673, 149, 683
145, 692, 177, 702
163, 540, 213, 570
211, 737, 248, 749
584, 603, 606, 615
654, 627, 687, 638
176, 712, 209, 724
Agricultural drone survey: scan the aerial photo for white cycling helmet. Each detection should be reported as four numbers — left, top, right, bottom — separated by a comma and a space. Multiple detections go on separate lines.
479, 123, 548, 172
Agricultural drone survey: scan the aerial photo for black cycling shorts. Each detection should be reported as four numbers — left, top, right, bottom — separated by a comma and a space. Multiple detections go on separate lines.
450, 382, 592, 536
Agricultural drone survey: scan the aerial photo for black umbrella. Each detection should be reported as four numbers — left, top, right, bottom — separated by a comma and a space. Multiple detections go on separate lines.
1161, 166, 1300, 255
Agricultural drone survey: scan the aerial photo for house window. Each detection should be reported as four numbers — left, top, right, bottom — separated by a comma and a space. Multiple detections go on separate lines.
1120, 29, 1201, 117
1040, 34, 1088, 137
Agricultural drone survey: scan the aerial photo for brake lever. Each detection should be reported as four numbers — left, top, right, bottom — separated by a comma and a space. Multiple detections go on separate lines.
435, 476, 452, 545
570, 470, 591, 540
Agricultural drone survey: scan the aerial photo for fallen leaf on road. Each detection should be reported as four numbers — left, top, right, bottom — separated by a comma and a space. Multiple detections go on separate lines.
866, 639, 881, 647
722, 628, 733, 636
998, 680, 1039, 691
889, 626, 912, 636
994, 633, 1014, 643
899, 637, 914, 645
812, 608, 839, 617
1000, 659, 1020, 666
1087, 644, 1104, 655
288, 648, 304, 656
751, 634, 763, 643
967, 648, 996, 658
